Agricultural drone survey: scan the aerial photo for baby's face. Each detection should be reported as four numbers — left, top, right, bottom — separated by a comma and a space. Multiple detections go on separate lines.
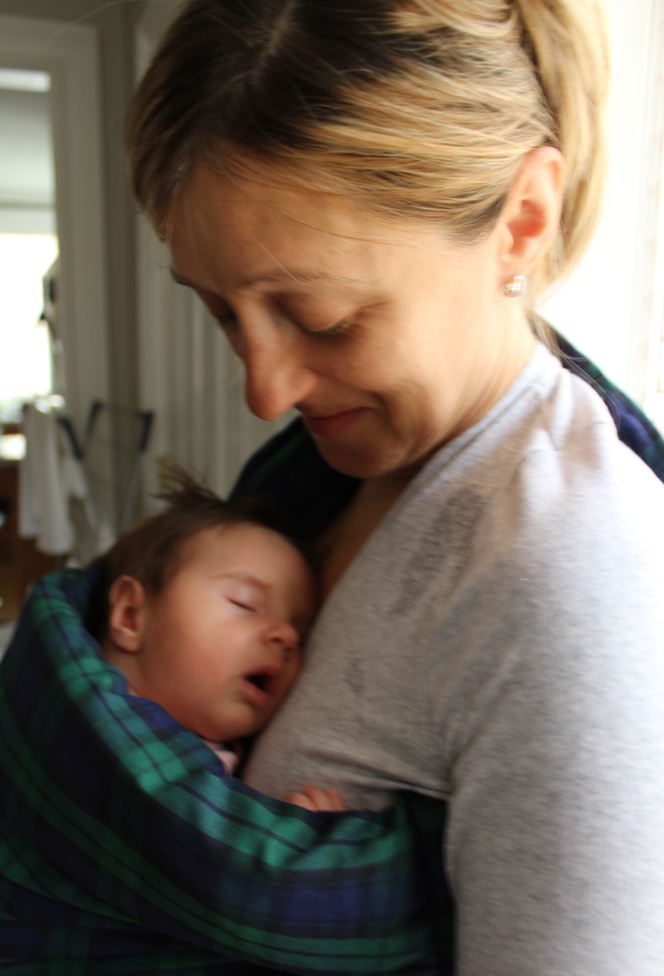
136, 523, 317, 741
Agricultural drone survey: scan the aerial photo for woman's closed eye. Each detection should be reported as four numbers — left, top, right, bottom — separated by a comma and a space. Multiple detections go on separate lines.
302, 314, 354, 339
273, 294, 360, 339
220, 311, 353, 340
216, 308, 239, 331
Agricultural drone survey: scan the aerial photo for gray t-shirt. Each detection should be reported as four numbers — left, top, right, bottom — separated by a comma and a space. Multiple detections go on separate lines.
245, 343, 664, 976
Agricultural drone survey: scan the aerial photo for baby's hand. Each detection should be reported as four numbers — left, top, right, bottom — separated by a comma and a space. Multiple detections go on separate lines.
283, 784, 347, 811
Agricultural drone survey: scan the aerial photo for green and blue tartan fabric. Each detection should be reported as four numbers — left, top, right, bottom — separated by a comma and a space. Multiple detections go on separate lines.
0, 569, 452, 975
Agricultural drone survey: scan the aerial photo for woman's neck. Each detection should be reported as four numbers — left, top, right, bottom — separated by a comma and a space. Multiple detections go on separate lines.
318, 311, 536, 599
318, 471, 412, 599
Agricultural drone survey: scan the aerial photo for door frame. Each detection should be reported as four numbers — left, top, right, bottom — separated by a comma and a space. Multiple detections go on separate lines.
0, 13, 110, 433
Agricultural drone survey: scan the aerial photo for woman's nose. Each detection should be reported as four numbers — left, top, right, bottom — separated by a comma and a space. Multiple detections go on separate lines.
239, 317, 318, 421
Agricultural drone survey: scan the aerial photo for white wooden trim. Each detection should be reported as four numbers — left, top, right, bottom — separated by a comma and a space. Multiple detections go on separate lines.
0, 14, 110, 435
528, 0, 662, 433
628, 0, 664, 419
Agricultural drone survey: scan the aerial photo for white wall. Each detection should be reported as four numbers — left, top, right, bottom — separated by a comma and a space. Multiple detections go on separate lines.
538, 0, 664, 432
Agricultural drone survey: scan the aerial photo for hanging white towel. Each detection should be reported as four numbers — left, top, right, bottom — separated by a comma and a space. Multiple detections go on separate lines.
19, 403, 74, 555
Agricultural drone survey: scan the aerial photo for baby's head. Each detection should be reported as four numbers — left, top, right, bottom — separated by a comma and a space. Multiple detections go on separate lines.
98, 479, 317, 742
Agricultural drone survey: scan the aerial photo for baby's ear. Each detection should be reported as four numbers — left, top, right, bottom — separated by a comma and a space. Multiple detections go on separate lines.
108, 576, 147, 653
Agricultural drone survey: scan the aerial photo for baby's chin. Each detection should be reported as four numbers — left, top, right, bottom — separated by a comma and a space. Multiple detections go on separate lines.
193, 716, 266, 743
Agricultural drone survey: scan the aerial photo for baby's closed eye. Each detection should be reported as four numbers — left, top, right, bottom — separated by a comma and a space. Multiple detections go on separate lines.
228, 597, 257, 611
223, 584, 264, 613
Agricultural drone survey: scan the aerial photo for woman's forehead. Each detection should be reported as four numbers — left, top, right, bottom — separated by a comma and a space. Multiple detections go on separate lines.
171, 166, 362, 269
168, 162, 454, 294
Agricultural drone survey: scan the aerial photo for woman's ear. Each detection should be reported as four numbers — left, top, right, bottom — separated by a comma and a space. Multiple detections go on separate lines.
496, 145, 565, 282
108, 576, 148, 653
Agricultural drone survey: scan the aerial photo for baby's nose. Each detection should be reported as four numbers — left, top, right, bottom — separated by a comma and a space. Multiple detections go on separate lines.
265, 618, 300, 652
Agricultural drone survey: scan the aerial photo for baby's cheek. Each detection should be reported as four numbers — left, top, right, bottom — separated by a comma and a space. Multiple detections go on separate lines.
285, 658, 303, 694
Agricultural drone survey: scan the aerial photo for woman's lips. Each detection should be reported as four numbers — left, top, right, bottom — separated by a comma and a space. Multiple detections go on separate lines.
301, 408, 366, 439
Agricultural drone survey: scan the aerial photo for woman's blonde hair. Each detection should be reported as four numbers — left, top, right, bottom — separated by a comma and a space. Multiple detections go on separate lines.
127, 0, 608, 298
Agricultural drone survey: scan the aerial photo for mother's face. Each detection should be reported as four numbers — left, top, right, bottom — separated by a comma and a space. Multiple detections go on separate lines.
169, 162, 533, 479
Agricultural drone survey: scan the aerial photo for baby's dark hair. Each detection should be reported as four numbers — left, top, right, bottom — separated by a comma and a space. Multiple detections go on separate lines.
87, 471, 298, 638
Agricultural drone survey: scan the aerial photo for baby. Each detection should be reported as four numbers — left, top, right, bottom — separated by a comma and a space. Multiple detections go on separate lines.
95, 476, 344, 812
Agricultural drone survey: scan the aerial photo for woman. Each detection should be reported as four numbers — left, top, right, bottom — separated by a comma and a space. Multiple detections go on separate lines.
125, 1, 664, 972
1, 1, 662, 974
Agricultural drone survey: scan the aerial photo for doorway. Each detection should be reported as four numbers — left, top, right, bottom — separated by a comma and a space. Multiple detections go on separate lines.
0, 66, 58, 428
0, 14, 111, 641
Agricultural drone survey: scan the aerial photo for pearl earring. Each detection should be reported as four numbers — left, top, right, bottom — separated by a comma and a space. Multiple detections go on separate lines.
502, 275, 527, 298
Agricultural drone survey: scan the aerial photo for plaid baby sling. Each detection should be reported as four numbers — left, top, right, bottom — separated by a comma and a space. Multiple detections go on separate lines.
0, 568, 452, 975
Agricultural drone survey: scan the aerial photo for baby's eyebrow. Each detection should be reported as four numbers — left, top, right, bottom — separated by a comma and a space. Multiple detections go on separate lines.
217, 573, 270, 593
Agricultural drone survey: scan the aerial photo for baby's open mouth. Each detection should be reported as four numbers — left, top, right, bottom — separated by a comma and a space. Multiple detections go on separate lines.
246, 672, 270, 691
242, 665, 281, 702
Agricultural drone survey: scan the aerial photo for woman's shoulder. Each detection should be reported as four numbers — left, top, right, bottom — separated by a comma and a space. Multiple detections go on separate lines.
415, 352, 663, 751
507, 345, 664, 533
435, 339, 664, 525
552, 330, 664, 483
464, 360, 664, 650
403, 345, 664, 631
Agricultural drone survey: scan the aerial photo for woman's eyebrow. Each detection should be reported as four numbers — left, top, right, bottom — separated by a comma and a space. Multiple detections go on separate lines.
235, 270, 369, 288
170, 266, 369, 290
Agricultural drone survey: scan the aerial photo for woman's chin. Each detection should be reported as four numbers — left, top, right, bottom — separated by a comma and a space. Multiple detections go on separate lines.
311, 436, 407, 481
